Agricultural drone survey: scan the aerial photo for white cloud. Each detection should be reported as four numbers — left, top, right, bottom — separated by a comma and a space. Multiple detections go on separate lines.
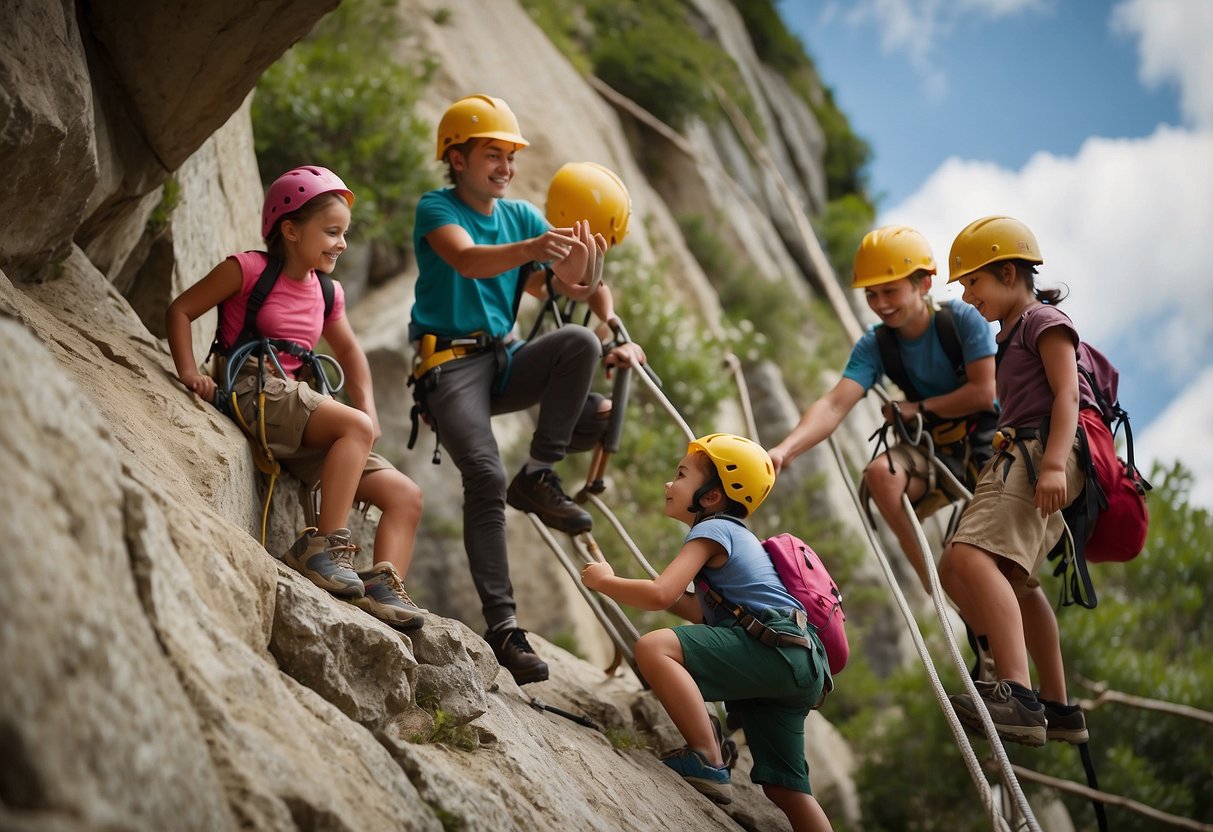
1112, 0, 1213, 128
882, 125, 1213, 388
824, 0, 1049, 96
1136, 367, 1213, 508
878, 0, 1213, 508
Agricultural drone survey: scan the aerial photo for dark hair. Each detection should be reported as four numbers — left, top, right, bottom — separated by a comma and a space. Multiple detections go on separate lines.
692, 453, 749, 520
907, 269, 933, 287
993, 259, 1067, 305
265, 192, 347, 260
444, 138, 479, 186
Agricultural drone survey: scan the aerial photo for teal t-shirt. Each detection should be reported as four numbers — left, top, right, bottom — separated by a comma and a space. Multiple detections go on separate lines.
842, 300, 995, 397
410, 188, 548, 339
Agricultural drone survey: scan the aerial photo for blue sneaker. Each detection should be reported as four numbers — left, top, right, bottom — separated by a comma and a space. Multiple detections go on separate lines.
661, 746, 732, 804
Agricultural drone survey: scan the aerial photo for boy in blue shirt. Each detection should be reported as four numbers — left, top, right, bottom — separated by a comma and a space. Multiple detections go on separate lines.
583, 434, 833, 832
410, 95, 644, 685
769, 225, 997, 592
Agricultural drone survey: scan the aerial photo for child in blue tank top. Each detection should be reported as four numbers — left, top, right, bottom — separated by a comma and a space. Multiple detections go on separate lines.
583, 434, 833, 832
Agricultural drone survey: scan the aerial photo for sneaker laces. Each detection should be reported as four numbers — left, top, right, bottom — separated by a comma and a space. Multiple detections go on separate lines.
325, 538, 359, 570
503, 628, 536, 654
534, 470, 574, 505
380, 566, 418, 606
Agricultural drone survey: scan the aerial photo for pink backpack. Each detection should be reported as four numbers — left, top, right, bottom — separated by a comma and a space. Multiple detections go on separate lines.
763, 533, 849, 674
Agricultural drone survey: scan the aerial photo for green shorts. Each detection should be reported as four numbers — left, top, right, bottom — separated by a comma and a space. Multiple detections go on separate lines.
674, 611, 829, 794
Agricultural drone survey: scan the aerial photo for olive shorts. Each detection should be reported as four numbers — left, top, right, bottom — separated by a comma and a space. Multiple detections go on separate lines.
232, 370, 392, 487
949, 435, 1085, 590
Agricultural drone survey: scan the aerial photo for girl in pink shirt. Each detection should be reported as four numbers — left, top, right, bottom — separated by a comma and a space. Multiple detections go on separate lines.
166, 166, 424, 631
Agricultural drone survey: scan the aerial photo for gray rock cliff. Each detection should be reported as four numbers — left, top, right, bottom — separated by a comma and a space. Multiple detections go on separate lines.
0, 0, 930, 829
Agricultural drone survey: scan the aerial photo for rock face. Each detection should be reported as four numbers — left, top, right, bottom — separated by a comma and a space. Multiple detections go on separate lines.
0, 0, 922, 829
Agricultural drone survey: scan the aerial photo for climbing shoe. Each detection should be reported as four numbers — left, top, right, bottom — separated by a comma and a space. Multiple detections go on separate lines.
1040, 698, 1089, 744
282, 527, 364, 599
485, 627, 550, 685
352, 562, 425, 632
949, 680, 1046, 747
660, 747, 733, 805
506, 466, 592, 534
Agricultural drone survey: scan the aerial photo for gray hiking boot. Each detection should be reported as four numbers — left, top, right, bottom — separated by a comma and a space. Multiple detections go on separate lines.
282, 527, 364, 599
352, 562, 425, 632
949, 680, 1047, 747
506, 466, 592, 534
1041, 698, 1089, 744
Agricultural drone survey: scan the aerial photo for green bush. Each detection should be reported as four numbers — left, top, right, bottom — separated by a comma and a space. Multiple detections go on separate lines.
815, 193, 876, 285
252, 0, 437, 248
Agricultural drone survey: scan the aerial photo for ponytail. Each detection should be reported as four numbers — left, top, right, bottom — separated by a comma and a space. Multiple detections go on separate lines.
1007, 259, 1067, 305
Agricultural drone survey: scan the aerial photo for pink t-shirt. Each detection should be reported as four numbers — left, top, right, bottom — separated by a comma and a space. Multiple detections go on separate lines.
995, 303, 1095, 429
218, 251, 346, 376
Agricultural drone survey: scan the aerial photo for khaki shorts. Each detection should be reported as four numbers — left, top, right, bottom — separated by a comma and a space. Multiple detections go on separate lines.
949, 435, 1085, 590
232, 369, 393, 487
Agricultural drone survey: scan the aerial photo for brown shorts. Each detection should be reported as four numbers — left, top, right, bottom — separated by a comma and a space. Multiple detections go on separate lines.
949, 435, 1085, 590
232, 368, 393, 487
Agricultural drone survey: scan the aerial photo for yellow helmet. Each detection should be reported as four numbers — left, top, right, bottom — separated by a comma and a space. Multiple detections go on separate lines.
947, 216, 1043, 283
852, 225, 937, 289
545, 162, 632, 246
687, 433, 775, 517
435, 95, 529, 161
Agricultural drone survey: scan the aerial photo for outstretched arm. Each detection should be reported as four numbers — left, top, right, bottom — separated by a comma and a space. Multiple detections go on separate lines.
426, 222, 580, 279
582, 537, 719, 611
768, 377, 866, 475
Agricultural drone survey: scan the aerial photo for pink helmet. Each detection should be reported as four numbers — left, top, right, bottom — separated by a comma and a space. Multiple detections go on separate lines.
261, 165, 355, 239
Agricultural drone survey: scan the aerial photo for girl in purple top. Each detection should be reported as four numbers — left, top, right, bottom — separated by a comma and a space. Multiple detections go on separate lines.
938, 216, 1090, 748
166, 166, 425, 631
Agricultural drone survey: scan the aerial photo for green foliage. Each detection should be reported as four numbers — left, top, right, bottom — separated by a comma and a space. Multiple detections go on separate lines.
520, 0, 760, 133
604, 726, 648, 751
842, 461, 1212, 830
815, 193, 877, 284
415, 708, 480, 752
726, 0, 873, 203
252, 0, 437, 248
146, 177, 181, 233
1040, 461, 1213, 829
677, 212, 851, 402
811, 86, 873, 201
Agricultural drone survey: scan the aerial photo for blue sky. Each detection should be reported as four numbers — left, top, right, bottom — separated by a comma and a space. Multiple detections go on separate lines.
778, 0, 1213, 507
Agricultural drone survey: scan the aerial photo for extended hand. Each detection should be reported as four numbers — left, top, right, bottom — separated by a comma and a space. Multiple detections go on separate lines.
581, 560, 615, 591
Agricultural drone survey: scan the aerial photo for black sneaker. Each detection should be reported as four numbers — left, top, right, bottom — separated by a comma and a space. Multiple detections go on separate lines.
1040, 698, 1089, 744
485, 627, 550, 685
506, 466, 592, 534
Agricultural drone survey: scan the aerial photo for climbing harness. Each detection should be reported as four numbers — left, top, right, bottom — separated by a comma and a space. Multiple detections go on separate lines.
208, 254, 345, 545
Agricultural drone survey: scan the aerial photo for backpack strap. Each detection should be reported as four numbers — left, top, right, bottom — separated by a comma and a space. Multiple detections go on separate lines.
875, 324, 922, 402
698, 582, 811, 650
934, 302, 967, 386
318, 272, 335, 323
876, 304, 966, 402
235, 254, 284, 350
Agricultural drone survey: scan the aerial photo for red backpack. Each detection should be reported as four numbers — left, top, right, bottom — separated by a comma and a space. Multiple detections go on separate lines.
1051, 342, 1152, 608
762, 533, 849, 674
